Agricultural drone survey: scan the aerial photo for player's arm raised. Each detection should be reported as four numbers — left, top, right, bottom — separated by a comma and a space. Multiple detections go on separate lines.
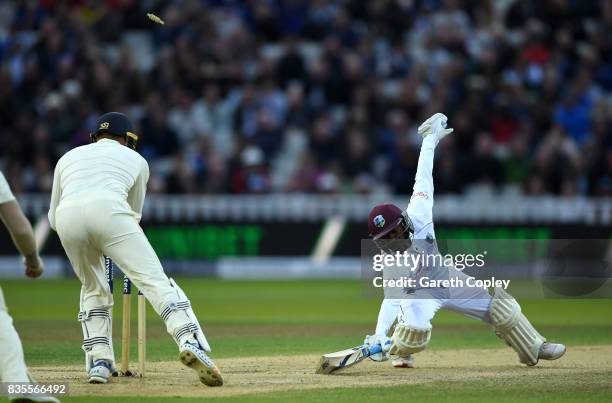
406, 113, 453, 229
0, 174, 44, 278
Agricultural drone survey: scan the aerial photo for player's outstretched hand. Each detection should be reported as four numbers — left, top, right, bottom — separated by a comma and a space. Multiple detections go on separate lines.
24, 254, 44, 278
418, 113, 454, 143
364, 334, 391, 362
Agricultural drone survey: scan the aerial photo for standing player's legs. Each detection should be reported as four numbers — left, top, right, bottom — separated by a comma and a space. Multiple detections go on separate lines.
55, 207, 115, 382
100, 218, 210, 350
91, 201, 222, 386
0, 287, 30, 383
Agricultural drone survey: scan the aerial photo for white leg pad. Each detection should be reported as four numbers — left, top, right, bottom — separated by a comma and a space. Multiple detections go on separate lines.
389, 324, 431, 356
161, 278, 211, 352
78, 308, 115, 372
489, 287, 545, 366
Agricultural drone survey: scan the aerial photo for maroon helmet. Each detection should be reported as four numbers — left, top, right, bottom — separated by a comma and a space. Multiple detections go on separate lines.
368, 204, 414, 251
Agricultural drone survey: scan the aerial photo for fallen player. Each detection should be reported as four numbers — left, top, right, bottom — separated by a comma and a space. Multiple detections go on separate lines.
363, 113, 566, 368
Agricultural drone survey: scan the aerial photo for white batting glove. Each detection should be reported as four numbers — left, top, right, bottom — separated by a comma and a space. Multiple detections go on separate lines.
364, 334, 391, 362
417, 113, 454, 144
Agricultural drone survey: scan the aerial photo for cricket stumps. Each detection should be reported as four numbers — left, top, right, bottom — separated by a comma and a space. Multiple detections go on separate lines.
105, 256, 146, 378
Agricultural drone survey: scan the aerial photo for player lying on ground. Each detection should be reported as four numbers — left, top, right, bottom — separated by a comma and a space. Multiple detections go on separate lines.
0, 171, 59, 403
48, 112, 222, 386
364, 113, 566, 368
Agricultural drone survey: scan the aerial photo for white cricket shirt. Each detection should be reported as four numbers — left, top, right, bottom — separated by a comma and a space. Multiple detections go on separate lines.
48, 139, 149, 230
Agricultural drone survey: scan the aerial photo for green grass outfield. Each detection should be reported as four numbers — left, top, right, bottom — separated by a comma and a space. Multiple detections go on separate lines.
2, 278, 612, 402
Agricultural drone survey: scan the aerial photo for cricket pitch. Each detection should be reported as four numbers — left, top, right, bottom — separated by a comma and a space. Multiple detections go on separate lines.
31, 345, 612, 398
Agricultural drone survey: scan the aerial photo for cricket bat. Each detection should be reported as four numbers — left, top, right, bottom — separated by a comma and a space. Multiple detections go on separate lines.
315, 344, 383, 374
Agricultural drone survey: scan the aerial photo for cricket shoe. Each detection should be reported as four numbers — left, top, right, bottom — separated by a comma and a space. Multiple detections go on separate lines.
9, 372, 61, 402
9, 396, 60, 403
88, 360, 112, 384
391, 355, 414, 368
538, 342, 566, 361
179, 341, 223, 386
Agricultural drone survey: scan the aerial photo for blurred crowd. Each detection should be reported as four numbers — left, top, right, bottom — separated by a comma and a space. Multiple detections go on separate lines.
0, 0, 611, 196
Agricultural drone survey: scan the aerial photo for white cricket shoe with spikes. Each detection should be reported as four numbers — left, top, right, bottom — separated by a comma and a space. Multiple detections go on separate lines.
179, 341, 223, 386
538, 342, 566, 361
391, 355, 414, 368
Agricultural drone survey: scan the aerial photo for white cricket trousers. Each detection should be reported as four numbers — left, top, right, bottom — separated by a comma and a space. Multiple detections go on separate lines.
0, 287, 30, 382
54, 194, 202, 367
398, 269, 493, 328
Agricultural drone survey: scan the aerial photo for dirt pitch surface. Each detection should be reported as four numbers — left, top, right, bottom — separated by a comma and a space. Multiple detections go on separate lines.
32, 345, 612, 398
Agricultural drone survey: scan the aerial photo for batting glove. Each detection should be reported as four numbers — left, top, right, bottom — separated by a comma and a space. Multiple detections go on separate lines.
364, 334, 392, 362
417, 113, 454, 144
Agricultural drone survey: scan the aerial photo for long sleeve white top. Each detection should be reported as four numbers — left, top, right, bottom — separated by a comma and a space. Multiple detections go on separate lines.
48, 139, 149, 230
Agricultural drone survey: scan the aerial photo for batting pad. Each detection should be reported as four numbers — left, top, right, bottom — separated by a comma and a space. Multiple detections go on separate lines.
78, 308, 115, 372
390, 324, 431, 356
162, 278, 212, 352
489, 287, 545, 365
